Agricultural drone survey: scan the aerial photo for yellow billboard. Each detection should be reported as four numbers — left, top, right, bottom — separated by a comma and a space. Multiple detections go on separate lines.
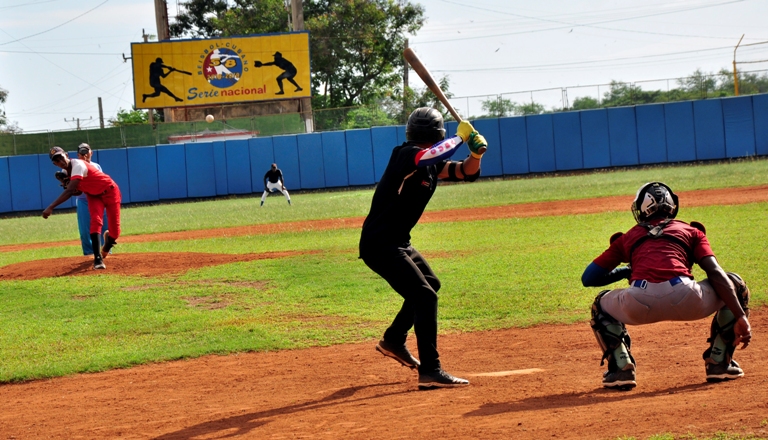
131, 32, 311, 109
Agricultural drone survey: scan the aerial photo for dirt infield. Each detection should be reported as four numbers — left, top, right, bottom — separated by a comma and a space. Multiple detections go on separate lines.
0, 314, 765, 439
1, 185, 767, 439
2, 185, 767, 254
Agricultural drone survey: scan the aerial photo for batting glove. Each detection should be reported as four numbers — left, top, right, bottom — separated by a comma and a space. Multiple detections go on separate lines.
468, 132, 487, 158
456, 121, 475, 142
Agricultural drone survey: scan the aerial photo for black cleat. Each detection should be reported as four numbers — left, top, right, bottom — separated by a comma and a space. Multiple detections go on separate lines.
376, 339, 419, 369
418, 369, 469, 389
603, 364, 636, 390
101, 230, 115, 258
706, 359, 744, 382
93, 256, 106, 270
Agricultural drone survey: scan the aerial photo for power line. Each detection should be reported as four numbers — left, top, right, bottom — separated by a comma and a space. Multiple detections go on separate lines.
0, 0, 110, 46
415, 0, 746, 44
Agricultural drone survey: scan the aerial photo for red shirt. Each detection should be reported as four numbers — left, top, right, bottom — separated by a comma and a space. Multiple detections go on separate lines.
68, 158, 116, 195
593, 219, 714, 283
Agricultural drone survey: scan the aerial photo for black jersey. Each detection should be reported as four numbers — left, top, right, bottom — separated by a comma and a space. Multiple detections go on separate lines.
360, 142, 448, 248
264, 169, 284, 184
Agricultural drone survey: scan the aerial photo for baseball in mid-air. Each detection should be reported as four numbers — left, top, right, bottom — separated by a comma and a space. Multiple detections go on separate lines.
205, 114, 214, 123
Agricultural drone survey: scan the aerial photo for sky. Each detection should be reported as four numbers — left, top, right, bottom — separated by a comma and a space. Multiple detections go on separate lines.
1, 0, 767, 133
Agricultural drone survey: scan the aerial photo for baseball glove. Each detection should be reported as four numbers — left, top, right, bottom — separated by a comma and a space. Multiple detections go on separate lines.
55, 170, 82, 195
54, 170, 70, 188
254, 60, 263, 67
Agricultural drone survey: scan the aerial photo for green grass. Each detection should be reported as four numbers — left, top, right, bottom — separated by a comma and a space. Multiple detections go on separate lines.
0, 159, 766, 383
1, 157, 766, 246
0, 199, 765, 382
618, 433, 768, 440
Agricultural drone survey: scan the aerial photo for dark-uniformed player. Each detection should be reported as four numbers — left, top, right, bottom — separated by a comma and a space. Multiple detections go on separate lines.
261, 163, 291, 206
359, 107, 488, 389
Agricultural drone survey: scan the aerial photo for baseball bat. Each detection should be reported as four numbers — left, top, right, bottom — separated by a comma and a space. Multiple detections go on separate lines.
403, 47, 462, 122
173, 68, 192, 75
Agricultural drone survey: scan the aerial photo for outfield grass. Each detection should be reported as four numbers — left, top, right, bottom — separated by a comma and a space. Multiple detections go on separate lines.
1, 157, 766, 246
0, 159, 766, 382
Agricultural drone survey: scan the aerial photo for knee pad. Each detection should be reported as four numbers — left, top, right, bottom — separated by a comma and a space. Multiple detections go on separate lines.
726, 272, 750, 318
591, 291, 635, 370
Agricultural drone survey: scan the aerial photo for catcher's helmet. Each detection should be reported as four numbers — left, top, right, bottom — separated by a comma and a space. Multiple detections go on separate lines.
631, 182, 679, 223
406, 107, 445, 144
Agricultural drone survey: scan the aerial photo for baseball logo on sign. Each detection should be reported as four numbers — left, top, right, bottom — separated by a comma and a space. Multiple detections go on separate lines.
202, 47, 245, 88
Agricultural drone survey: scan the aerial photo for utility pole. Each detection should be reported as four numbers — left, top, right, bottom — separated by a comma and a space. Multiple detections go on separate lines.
154, 0, 170, 41
733, 34, 744, 96
154, 0, 170, 123
291, 0, 313, 133
98, 97, 105, 128
403, 39, 409, 117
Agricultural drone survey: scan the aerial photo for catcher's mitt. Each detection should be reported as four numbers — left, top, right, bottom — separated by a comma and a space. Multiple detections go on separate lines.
254, 60, 263, 67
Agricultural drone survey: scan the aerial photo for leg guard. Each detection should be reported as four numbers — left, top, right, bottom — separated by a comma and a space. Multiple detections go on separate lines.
727, 272, 750, 317
591, 290, 635, 371
702, 273, 750, 364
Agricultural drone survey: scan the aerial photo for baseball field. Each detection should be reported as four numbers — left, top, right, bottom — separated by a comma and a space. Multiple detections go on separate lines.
1, 158, 767, 439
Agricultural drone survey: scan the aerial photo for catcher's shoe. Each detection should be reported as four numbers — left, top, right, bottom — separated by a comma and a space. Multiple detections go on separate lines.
706, 359, 744, 382
93, 256, 106, 270
101, 230, 115, 258
376, 339, 420, 369
418, 369, 469, 389
602, 363, 636, 390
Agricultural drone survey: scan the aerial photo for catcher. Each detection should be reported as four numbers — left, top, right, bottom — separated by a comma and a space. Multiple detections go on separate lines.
45, 146, 121, 270
582, 182, 751, 390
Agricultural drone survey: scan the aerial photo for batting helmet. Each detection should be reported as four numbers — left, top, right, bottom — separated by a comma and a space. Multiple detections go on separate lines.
406, 107, 445, 144
631, 182, 679, 223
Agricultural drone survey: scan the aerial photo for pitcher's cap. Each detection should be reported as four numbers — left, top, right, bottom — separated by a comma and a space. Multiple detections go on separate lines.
49, 146, 67, 161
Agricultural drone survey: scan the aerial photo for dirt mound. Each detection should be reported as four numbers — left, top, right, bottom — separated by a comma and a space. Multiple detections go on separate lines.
0, 251, 319, 280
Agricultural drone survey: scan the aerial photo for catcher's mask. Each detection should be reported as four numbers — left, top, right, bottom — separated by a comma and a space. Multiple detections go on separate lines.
631, 181, 679, 223
406, 107, 445, 144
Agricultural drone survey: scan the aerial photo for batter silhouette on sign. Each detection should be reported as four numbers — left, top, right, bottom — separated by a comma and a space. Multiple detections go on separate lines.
254, 52, 303, 95
142, 57, 188, 103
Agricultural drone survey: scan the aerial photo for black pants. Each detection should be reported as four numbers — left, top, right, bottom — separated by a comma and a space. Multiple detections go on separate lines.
361, 243, 441, 373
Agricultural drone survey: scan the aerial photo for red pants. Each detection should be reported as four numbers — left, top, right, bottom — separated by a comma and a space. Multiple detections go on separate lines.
87, 185, 121, 240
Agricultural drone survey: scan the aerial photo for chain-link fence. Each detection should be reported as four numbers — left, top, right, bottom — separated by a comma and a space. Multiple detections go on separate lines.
3, 69, 767, 156
0, 113, 305, 156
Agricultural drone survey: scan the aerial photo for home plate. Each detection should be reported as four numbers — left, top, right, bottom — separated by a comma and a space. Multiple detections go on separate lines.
468, 368, 544, 377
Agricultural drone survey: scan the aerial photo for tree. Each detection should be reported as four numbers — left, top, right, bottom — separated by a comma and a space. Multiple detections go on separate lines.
170, 0, 230, 38
514, 101, 546, 115
171, 0, 426, 110
109, 108, 153, 126
306, 0, 425, 108
213, 0, 289, 36
0, 86, 21, 133
571, 96, 601, 110
481, 96, 516, 117
341, 106, 395, 129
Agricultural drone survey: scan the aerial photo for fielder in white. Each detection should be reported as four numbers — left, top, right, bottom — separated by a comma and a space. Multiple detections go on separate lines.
261, 163, 291, 206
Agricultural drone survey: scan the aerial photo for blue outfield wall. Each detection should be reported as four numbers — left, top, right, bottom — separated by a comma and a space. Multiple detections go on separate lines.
2, 94, 766, 214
